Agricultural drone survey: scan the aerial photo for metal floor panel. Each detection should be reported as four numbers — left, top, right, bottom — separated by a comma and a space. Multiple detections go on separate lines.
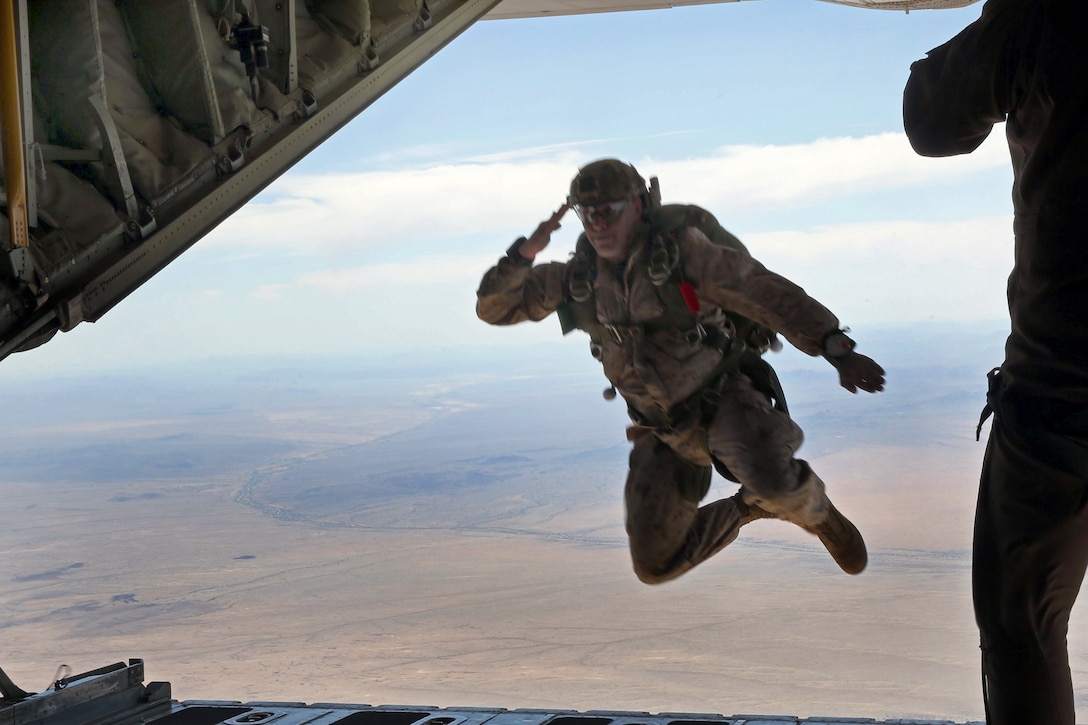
0, 659, 989, 725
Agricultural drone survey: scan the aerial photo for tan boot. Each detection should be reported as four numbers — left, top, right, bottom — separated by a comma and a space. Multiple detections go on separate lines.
802, 500, 868, 575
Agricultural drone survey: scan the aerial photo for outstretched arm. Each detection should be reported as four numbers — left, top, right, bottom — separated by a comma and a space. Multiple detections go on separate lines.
680, 228, 886, 394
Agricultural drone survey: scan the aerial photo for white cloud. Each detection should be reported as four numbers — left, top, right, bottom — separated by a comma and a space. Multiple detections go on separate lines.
203, 157, 582, 255
752, 216, 1012, 266
234, 214, 1012, 330
294, 254, 500, 294
250, 284, 294, 302
646, 132, 1009, 210
201, 133, 1010, 256
748, 215, 1014, 325
127, 137, 1016, 363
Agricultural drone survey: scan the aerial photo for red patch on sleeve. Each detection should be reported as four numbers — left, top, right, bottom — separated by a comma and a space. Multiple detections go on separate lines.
679, 281, 700, 313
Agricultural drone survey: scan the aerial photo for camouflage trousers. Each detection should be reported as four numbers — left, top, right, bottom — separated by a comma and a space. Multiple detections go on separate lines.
624, 372, 827, 585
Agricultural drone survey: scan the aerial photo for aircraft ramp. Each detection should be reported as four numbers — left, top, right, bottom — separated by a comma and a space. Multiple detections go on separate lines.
0, 660, 986, 725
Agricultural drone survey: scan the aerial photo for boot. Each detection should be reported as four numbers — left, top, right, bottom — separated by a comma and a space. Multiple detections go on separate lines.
802, 500, 867, 575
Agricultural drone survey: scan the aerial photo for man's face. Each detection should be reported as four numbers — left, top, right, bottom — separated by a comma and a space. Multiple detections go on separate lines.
576, 196, 643, 262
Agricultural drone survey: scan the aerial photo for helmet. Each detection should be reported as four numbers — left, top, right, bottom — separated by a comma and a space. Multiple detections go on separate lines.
568, 159, 647, 206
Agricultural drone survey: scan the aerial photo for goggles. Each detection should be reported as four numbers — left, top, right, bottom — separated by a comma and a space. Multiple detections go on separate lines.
573, 198, 629, 227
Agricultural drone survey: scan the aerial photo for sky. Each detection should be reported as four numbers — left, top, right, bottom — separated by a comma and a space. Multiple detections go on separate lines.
3, 0, 1012, 379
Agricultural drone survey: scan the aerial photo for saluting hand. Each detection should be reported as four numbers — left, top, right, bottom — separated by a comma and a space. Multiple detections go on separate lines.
831, 352, 886, 394
518, 204, 570, 262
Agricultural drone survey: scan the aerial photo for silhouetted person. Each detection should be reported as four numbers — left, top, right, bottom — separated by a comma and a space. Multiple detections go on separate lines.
904, 2, 1088, 723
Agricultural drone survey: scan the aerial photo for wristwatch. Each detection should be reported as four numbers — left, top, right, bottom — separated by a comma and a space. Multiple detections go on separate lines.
506, 237, 532, 266
822, 329, 856, 358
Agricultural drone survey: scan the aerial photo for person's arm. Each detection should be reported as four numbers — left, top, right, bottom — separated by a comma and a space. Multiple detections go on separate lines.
903, 0, 1027, 157
684, 227, 835, 355
476, 205, 570, 326
683, 227, 884, 394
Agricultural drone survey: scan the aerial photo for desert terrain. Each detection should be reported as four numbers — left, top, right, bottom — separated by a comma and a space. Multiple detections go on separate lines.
3, 324, 1086, 722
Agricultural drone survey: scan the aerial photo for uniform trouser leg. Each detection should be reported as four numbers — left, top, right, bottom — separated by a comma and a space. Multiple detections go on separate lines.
625, 373, 825, 585
974, 418, 1088, 725
625, 433, 746, 585
707, 373, 828, 527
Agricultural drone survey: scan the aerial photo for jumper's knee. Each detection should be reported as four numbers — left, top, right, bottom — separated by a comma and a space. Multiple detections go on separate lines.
630, 557, 681, 586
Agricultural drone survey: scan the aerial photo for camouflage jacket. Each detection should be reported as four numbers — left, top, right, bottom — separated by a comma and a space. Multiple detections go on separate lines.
476, 220, 839, 421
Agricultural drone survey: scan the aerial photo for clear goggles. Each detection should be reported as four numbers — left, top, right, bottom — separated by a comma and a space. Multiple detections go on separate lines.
573, 198, 629, 226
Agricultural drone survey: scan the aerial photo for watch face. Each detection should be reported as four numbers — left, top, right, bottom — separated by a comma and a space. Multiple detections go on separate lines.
825, 333, 855, 357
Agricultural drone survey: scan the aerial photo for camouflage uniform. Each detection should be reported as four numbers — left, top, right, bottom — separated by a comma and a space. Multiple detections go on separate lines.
477, 172, 867, 583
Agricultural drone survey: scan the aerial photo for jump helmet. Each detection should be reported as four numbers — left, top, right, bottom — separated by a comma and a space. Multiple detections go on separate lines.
568, 159, 648, 206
